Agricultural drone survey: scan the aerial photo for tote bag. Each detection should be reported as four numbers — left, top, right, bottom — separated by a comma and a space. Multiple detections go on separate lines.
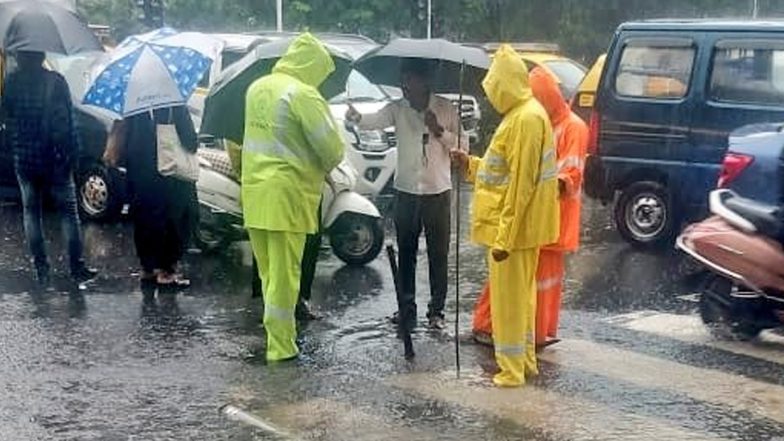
156, 109, 199, 182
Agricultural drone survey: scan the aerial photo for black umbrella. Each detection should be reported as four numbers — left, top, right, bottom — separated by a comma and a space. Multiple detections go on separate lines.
0, 1, 101, 54
200, 36, 353, 144
352, 38, 490, 94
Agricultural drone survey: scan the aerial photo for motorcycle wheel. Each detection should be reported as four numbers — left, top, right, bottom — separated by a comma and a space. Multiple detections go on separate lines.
329, 213, 384, 266
699, 277, 764, 341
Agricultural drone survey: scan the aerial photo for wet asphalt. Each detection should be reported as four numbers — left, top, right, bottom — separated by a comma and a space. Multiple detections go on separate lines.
1, 194, 783, 441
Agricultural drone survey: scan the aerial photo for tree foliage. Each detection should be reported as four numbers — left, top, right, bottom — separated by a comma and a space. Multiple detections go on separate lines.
80, 0, 784, 61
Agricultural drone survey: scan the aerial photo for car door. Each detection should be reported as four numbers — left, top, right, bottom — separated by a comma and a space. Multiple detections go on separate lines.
597, 33, 699, 195
693, 33, 784, 196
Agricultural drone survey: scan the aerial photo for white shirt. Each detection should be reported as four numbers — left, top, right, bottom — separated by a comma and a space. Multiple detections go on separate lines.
357, 94, 469, 195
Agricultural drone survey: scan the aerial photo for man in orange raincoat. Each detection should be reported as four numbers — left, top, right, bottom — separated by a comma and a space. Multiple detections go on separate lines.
472, 67, 589, 348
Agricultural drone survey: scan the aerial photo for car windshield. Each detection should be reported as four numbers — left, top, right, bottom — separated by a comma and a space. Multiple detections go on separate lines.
47, 51, 104, 98
330, 70, 388, 104
544, 59, 587, 99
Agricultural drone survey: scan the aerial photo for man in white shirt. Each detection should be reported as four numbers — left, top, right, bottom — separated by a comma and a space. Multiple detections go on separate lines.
347, 59, 468, 330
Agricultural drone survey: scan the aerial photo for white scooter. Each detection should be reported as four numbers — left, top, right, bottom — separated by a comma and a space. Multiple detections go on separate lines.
194, 146, 384, 266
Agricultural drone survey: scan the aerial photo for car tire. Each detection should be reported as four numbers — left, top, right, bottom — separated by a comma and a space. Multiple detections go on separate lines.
329, 213, 384, 266
614, 181, 675, 248
77, 164, 122, 222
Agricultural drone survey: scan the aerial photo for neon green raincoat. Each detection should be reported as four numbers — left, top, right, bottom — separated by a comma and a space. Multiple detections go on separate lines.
241, 33, 345, 234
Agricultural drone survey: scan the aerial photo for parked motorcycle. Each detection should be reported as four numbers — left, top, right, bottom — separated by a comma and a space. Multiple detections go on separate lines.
677, 189, 784, 340
195, 148, 384, 266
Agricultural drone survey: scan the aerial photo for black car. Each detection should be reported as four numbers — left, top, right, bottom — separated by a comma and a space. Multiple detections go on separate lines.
0, 51, 125, 221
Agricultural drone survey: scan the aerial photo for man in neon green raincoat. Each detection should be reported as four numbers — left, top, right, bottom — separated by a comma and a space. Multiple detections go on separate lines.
453, 44, 559, 387
242, 33, 345, 362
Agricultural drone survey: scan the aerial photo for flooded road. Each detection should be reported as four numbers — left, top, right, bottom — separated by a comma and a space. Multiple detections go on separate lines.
1, 196, 784, 441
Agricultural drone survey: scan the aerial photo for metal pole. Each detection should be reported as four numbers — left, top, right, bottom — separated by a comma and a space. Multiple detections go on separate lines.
277, 0, 283, 31
753, 0, 759, 18
427, 0, 432, 39
454, 60, 466, 379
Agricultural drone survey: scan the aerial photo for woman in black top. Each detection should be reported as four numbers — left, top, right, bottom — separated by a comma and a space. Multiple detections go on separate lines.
107, 106, 198, 287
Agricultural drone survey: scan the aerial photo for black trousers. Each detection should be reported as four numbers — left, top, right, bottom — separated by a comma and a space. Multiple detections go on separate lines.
395, 190, 451, 330
132, 177, 196, 274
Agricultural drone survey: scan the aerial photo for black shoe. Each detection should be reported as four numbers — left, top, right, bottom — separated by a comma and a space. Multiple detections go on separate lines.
428, 315, 446, 330
35, 267, 51, 289
295, 302, 322, 321
72, 266, 98, 284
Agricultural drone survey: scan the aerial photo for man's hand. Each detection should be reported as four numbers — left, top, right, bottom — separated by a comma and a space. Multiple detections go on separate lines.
492, 249, 509, 262
425, 110, 444, 138
345, 104, 362, 124
450, 149, 469, 172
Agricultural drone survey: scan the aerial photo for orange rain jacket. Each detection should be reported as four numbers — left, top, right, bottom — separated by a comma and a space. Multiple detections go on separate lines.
529, 67, 589, 252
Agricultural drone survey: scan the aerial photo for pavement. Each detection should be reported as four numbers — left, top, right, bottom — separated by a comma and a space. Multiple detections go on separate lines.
1, 196, 784, 441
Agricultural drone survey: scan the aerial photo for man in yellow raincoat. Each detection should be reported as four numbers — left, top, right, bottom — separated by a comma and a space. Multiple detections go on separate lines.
453, 45, 559, 387
242, 33, 345, 362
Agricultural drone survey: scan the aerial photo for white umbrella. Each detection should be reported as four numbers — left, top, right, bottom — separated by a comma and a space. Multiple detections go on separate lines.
82, 27, 223, 118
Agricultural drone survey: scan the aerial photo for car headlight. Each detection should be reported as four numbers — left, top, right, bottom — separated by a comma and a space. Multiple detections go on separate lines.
355, 130, 390, 152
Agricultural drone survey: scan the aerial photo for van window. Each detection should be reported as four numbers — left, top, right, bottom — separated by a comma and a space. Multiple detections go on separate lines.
710, 43, 784, 106
615, 44, 695, 99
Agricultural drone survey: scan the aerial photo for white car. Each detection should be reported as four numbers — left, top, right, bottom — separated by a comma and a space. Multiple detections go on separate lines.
195, 33, 482, 199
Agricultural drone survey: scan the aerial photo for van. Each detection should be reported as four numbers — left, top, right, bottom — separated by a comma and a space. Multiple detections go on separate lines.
586, 20, 784, 246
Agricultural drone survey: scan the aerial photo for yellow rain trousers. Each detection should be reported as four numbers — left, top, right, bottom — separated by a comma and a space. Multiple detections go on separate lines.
241, 33, 345, 361
467, 44, 560, 387
249, 229, 306, 361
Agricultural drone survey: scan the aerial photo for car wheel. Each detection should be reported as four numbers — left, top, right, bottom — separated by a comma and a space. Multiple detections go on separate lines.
78, 164, 121, 222
614, 181, 675, 247
329, 213, 384, 266
193, 225, 230, 254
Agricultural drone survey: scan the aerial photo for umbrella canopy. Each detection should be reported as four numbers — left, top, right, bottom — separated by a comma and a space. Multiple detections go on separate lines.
352, 38, 490, 94
82, 28, 223, 118
0, 0, 101, 54
200, 36, 353, 144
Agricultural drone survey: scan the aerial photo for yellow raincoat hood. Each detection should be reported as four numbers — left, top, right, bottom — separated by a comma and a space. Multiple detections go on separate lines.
273, 32, 335, 88
482, 44, 533, 115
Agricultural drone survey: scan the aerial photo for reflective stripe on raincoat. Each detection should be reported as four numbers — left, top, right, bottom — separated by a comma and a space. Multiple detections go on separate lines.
241, 33, 345, 234
529, 67, 589, 252
467, 45, 559, 252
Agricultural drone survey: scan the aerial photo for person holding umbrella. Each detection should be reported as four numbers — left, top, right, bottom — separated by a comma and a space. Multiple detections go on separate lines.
0, 2, 102, 287
85, 28, 222, 287
241, 33, 344, 362
452, 45, 559, 387
2, 50, 97, 286
346, 58, 468, 332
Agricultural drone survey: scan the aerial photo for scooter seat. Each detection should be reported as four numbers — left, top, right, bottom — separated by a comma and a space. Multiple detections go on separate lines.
725, 196, 783, 239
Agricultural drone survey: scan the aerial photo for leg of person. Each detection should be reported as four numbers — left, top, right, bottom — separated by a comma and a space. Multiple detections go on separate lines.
16, 175, 49, 282
159, 179, 192, 280
472, 282, 493, 341
249, 228, 306, 362
298, 231, 321, 303
51, 177, 92, 280
423, 191, 450, 328
251, 256, 262, 298
130, 188, 167, 279
547, 252, 565, 339
535, 249, 564, 346
490, 248, 540, 387
395, 191, 423, 332
296, 230, 322, 320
